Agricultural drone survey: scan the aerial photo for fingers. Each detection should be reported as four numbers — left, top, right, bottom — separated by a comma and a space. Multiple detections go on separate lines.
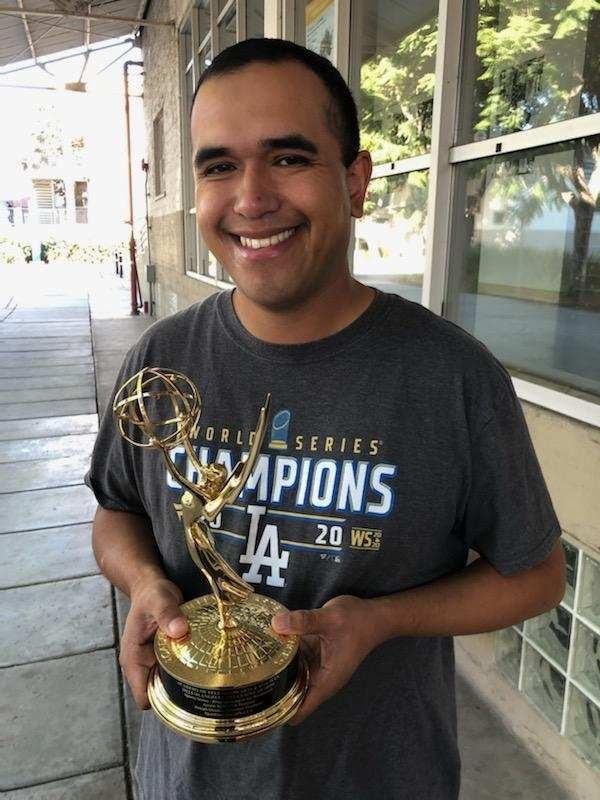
120, 579, 189, 709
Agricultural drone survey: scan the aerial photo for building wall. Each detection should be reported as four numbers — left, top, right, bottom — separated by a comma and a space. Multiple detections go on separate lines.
141, 0, 217, 316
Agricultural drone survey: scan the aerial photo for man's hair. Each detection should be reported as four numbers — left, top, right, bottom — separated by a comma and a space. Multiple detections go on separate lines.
191, 38, 360, 168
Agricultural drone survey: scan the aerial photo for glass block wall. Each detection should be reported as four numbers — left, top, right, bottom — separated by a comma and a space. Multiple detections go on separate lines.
496, 539, 600, 770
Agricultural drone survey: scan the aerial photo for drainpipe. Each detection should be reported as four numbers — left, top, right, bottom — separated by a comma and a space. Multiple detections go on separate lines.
124, 60, 143, 316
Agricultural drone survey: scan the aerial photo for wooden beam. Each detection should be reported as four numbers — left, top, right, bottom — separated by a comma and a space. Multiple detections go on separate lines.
0, 5, 173, 27
16, 0, 36, 62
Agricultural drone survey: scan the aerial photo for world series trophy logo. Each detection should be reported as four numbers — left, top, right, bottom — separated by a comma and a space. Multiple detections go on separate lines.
113, 367, 308, 742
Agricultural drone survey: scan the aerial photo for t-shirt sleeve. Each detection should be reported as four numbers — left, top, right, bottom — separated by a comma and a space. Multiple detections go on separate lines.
84, 349, 148, 517
460, 368, 562, 576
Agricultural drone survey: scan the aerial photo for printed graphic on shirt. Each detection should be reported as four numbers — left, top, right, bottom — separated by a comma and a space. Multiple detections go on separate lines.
166, 408, 398, 588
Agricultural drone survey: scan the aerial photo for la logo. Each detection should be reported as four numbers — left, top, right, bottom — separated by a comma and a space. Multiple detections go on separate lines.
239, 505, 290, 587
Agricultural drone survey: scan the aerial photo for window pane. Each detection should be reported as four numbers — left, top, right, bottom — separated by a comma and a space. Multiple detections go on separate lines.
446, 136, 600, 400
218, 5, 237, 52
353, 170, 428, 302
297, 0, 336, 62
522, 644, 565, 729
198, 1, 210, 41
357, 0, 438, 165
247, 0, 265, 39
181, 17, 193, 67
459, 1, 600, 144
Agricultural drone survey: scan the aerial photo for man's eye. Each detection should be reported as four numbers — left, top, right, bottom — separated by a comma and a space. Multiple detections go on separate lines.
277, 155, 309, 166
203, 163, 234, 176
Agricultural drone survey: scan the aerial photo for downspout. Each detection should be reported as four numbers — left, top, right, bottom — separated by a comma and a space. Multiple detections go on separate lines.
124, 59, 144, 316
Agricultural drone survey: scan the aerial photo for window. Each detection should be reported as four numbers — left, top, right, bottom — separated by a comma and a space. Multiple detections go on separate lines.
353, 170, 428, 300
355, 0, 438, 165
496, 540, 600, 770
74, 180, 88, 224
350, 0, 438, 301
179, 1, 265, 283
153, 109, 165, 197
445, 136, 600, 400
458, 1, 600, 145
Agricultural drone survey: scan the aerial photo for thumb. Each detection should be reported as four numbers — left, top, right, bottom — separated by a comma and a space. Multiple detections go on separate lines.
150, 591, 189, 639
272, 609, 324, 636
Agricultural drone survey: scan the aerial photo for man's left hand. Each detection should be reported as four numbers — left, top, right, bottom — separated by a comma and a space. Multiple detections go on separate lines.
271, 595, 380, 725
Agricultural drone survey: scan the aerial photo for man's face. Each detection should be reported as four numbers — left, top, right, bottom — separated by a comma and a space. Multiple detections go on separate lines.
190, 61, 370, 311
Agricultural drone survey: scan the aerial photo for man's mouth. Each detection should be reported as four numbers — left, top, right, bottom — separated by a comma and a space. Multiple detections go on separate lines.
229, 225, 303, 252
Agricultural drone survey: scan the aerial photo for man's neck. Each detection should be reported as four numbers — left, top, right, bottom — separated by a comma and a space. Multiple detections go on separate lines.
232, 276, 376, 345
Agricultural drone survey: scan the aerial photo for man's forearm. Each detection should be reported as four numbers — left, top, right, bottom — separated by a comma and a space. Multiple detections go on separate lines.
92, 506, 167, 598
366, 542, 566, 645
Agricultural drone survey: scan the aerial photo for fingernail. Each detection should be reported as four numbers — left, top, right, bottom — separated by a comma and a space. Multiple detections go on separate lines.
272, 612, 291, 632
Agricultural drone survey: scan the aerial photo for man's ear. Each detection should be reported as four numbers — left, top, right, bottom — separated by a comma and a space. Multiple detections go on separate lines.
346, 150, 373, 219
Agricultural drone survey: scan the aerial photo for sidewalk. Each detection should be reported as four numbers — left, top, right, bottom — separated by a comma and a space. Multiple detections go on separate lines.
0, 262, 571, 799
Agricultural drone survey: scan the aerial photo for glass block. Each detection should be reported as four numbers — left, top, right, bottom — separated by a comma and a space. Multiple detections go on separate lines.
525, 606, 571, 671
572, 622, 600, 706
562, 540, 578, 610
495, 627, 522, 687
522, 644, 565, 729
579, 553, 600, 627
566, 685, 600, 771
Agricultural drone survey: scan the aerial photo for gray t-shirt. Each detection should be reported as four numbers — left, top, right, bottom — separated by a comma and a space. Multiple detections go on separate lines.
86, 289, 561, 800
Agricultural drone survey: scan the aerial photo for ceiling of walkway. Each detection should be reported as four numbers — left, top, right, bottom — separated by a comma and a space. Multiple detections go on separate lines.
0, 1, 172, 71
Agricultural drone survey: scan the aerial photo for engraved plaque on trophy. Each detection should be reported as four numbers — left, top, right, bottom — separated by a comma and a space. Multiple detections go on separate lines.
113, 367, 308, 742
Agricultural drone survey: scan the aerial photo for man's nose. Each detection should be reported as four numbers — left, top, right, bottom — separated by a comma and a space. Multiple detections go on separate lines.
232, 165, 280, 217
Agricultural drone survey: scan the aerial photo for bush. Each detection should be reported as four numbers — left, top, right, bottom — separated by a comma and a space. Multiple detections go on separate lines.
0, 236, 32, 264
41, 237, 127, 264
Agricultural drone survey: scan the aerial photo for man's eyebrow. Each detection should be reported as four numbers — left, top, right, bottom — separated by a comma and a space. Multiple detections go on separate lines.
193, 134, 319, 171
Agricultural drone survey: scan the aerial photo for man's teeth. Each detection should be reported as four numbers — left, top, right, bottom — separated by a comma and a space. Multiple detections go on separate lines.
239, 227, 297, 249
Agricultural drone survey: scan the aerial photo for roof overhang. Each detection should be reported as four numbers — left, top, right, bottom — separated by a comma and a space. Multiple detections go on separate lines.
0, 1, 173, 72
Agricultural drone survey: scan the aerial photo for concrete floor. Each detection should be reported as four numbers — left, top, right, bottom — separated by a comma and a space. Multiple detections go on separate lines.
0, 262, 574, 799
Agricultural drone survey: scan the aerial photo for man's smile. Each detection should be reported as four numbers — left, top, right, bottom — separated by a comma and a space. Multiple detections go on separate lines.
226, 224, 305, 260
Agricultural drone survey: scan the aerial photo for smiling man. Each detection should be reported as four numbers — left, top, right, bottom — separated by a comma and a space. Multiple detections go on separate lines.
87, 39, 565, 800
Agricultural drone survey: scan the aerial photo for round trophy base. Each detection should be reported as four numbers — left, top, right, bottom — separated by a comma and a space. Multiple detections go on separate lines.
148, 657, 308, 743
148, 594, 309, 742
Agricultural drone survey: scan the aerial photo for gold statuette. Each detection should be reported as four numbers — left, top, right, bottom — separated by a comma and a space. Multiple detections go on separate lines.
113, 367, 308, 742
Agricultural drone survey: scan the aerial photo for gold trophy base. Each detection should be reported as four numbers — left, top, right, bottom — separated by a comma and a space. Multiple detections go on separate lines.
148, 658, 308, 742
149, 594, 309, 743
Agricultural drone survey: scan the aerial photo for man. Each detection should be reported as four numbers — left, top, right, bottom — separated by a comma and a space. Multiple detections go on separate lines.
87, 38, 565, 800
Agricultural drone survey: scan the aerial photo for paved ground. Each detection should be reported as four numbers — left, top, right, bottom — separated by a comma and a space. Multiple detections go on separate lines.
0, 262, 572, 799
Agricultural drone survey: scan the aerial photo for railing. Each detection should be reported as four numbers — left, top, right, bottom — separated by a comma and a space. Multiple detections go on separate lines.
75, 207, 88, 224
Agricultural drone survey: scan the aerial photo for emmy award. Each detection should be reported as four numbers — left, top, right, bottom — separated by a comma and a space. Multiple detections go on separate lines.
113, 367, 308, 742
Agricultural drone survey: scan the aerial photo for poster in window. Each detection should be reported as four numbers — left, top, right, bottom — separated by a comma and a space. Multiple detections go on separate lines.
305, 0, 336, 64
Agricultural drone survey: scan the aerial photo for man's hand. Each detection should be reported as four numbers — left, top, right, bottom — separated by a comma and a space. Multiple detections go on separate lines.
271, 595, 380, 725
120, 577, 189, 709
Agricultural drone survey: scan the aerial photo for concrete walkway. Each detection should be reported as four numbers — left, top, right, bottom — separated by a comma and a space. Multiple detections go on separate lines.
0, 262, 571, 799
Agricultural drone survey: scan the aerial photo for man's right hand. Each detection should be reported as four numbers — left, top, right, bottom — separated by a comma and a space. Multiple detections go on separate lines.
119, 577, 189, 709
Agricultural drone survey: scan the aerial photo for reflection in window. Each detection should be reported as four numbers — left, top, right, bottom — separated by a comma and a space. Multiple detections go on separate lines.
246, 0, 265, 39
356, 0, 438, 165
446, 136, 600, 399
298, 0, 336, 62
218, 5, 237, 52
459, 0, 600, 144
353, 170, 428, 302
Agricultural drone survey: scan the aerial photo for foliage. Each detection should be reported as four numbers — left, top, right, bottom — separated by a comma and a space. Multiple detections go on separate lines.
40, 237, 127, 264
0, 236, 32, 264
20, 106, 66, 172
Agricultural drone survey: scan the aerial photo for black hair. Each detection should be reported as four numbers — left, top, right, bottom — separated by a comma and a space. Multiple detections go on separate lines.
191, 38, 360, 168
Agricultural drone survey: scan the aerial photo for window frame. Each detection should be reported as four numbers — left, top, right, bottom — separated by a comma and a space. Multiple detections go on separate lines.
153, 108, 166, 198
